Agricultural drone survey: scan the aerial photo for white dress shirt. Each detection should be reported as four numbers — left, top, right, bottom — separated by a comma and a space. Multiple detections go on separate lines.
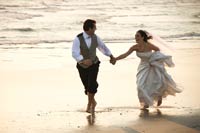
72, 32, 112, 62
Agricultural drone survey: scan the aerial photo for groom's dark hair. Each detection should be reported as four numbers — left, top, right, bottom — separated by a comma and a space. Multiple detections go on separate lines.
83, 19, 96, 31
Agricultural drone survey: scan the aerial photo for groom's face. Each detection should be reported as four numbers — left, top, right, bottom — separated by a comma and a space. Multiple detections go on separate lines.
88, 24, 96, 35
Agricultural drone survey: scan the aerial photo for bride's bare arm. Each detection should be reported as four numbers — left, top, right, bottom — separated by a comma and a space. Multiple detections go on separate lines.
115, 45, 137, 60
148, 42, 160, 51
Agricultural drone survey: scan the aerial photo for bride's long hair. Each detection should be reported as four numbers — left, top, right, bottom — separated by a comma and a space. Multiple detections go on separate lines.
137, 30, 152, 42
137, 29, 174, 54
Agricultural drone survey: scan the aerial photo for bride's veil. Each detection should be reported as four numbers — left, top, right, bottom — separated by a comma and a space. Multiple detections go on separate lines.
145, 31, 175, 55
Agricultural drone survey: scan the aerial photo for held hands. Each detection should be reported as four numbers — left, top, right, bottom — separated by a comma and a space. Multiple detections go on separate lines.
110, 56, 117, 65
80, 57, 117, 67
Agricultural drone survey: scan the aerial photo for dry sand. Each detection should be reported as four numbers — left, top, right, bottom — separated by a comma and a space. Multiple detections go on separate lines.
0, 41, 200, 133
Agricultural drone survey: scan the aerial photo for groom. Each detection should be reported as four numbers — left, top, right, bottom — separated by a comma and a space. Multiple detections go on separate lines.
72, 19, 115, 113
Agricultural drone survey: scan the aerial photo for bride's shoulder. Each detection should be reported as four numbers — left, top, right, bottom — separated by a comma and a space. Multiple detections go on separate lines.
130, 44, 139, 50
132, 44, 140, 48
147, 42, 160, 51
147, 42, 155, 46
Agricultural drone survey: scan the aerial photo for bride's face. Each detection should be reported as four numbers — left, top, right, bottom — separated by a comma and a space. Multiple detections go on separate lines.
135, 32, 144, 43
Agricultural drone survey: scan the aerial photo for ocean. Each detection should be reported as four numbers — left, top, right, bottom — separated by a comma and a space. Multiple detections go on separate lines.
0, 0, 200, 44
0, 0, 199, 67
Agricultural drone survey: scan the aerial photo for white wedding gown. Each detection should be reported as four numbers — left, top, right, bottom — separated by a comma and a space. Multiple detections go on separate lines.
136, 51, 182, 106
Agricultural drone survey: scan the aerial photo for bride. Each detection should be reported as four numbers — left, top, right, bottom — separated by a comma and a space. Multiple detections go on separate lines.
112, 30, 182, 109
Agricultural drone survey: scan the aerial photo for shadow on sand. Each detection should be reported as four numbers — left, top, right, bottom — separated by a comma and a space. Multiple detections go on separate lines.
86, 113, 96, 126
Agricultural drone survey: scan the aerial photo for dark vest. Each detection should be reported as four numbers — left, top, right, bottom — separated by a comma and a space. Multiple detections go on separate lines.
77, 33, 99, 68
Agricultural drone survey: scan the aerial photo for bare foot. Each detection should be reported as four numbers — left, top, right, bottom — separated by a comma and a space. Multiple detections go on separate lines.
86, 104, 91, 113
157, 97, 162, 106
91, 101, 97, 114
140, 104, 149, 110
144, 104, 149, 108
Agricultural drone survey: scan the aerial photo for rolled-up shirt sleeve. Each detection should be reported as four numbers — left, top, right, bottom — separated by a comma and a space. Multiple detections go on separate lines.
72, 37, 83, 62
96, 36, 112, 56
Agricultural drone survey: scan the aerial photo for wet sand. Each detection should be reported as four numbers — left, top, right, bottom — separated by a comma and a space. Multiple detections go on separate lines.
0, 41, 200, 133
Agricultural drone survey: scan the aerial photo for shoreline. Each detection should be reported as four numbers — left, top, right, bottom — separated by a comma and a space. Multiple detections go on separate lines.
0, 40, 200, 132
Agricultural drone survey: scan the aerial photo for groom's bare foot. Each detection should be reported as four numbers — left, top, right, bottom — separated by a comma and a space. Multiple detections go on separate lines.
86, 104, 91, 113
91, 101, 97, 114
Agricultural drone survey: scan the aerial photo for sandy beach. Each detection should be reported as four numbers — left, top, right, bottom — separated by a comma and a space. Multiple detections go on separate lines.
0, 40, 200, 133
0, 0, 200, 132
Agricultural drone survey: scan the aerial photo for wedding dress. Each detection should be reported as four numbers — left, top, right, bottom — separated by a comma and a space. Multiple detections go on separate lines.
136, 51, 182, 106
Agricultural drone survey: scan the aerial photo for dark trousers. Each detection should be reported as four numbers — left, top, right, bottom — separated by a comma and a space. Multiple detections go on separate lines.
76, 61, 100, 94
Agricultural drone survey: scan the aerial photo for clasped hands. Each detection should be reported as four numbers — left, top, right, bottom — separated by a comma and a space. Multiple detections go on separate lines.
80, 56, 117, 67
110, 56, 116, 65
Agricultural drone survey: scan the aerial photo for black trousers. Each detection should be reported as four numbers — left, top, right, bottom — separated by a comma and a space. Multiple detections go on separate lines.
76, 61, 100, 94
